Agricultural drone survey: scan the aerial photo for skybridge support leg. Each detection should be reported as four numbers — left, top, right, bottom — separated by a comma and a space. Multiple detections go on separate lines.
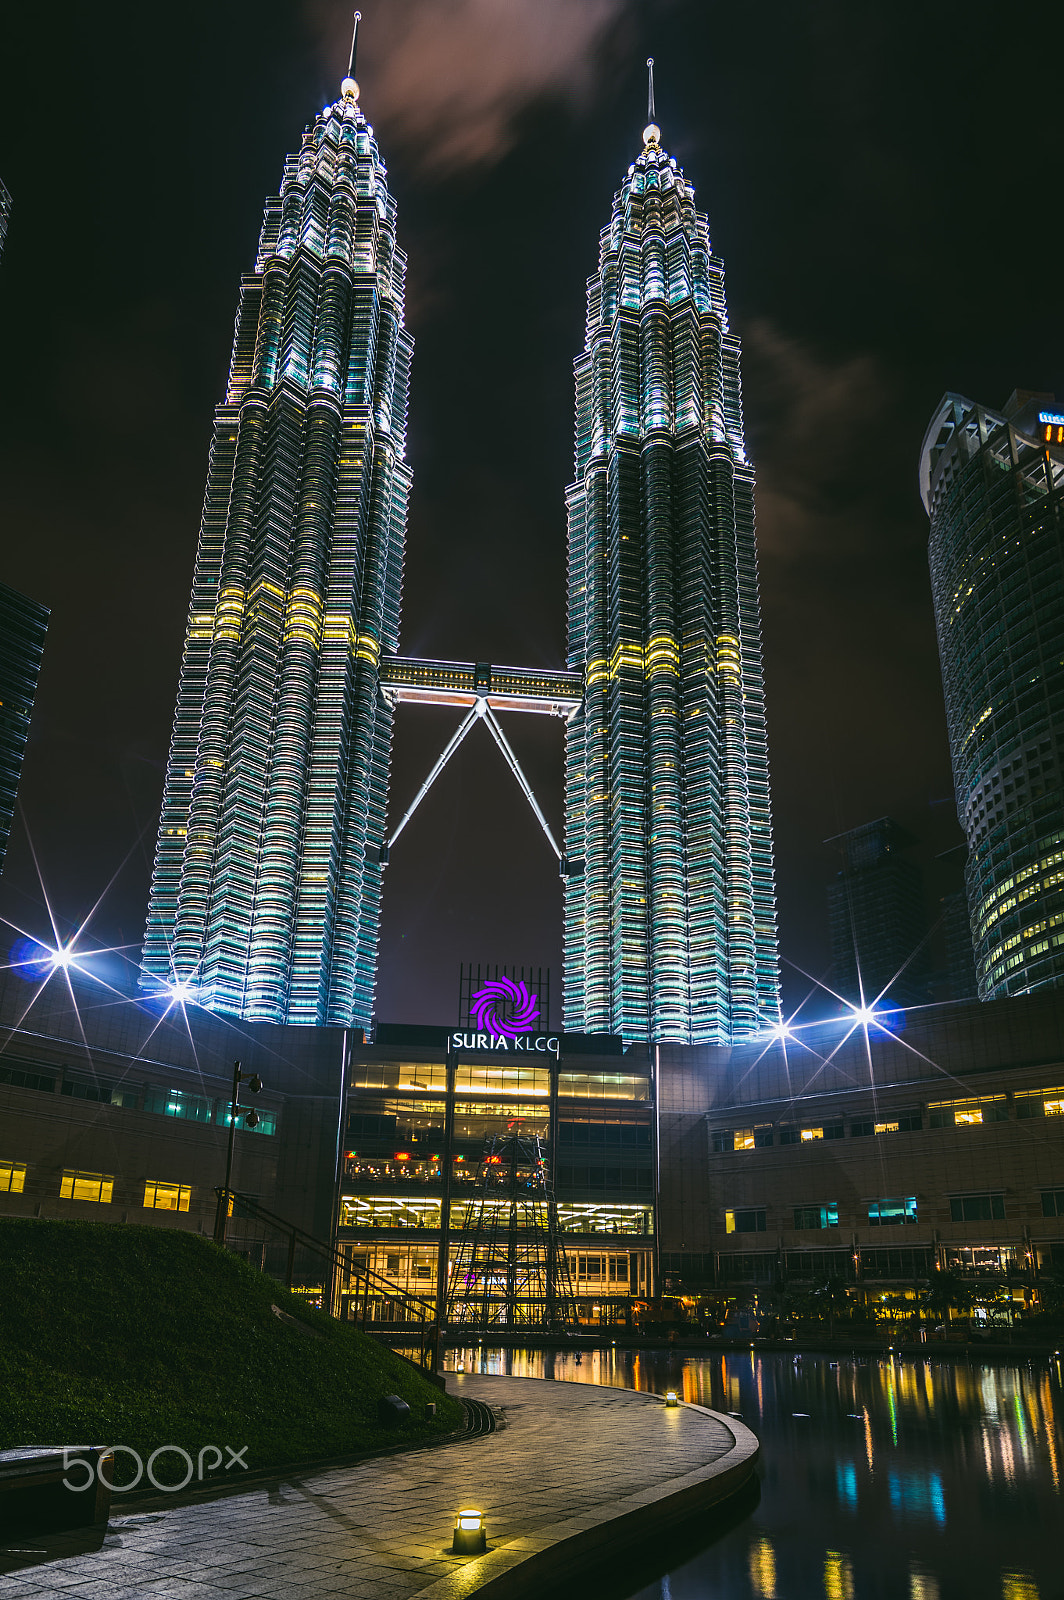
385, 696, 563, 863
480, 702, 563, 861
386, 701, 482, 852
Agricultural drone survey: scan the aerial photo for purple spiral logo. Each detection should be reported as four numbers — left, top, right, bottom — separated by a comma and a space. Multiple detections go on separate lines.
469, 977, 540, 1039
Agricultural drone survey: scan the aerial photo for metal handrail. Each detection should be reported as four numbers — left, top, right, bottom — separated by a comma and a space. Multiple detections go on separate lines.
215, 1189, 440, 1362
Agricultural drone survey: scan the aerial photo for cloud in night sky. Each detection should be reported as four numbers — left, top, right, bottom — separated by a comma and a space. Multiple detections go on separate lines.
744, 318, 903, 580
307, 0, 632, 172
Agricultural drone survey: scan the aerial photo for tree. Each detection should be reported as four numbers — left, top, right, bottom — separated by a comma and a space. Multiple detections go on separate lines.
811, 1275, 852, 1336
1033, 1270, 1064, 1319
920, 1272, 973, 1321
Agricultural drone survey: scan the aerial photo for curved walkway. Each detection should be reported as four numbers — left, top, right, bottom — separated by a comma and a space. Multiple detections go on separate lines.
0, 1376, 758, 1600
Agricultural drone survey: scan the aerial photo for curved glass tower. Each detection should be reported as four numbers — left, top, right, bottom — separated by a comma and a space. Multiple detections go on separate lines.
142, 68, 412, 1027
921, 390, 1064, 1000
563, 113, 779, 1044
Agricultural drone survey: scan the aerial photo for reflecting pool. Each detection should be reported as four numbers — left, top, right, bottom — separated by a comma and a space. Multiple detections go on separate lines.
442, 1346, 1063, 1600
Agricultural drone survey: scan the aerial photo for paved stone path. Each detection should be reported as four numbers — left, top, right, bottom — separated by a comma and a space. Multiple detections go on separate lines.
0, 1376, 744, 1600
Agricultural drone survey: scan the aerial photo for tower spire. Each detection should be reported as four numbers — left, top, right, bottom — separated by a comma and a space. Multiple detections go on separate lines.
643, 56, 660, 147
342, 11, 361, 101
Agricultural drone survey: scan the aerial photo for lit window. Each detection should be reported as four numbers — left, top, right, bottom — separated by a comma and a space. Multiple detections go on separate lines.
1045, 1099, 1064, 1117
143, 1180, 191, 1212
59, 1170, 114, 1204
875, 1121, 900, 1135
800, 1127, 823, 1142
735, 1129, 756, 1150
867, 1197, 917, 1226
725, 1207, 766, 1234
955, 1109, 983, 1126
0, 1161, 26, 1194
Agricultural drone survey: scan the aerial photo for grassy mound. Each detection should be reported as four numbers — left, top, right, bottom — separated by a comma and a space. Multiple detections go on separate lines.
0, 1219, 462, 1479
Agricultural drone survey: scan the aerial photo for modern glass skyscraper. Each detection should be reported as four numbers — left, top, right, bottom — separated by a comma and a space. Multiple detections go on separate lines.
563, 103, 780, 1044
142, 63, 412, 1027
921, 390, 1064, 1000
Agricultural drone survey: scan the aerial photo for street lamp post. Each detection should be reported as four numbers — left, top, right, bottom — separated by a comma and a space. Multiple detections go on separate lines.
213, 1059, 263, 1247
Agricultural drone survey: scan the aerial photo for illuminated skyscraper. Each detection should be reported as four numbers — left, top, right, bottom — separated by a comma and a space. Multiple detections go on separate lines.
563, 80, 780, 1044
142, 49, 412, 1026
921, 389, 1064, 1000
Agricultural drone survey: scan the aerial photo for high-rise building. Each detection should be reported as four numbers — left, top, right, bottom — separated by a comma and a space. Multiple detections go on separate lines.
825, 818, 930, 1008
940, 890, 978, 1001
0, 581, 49, 877
562, 94, 779, 1044
0, 180, 11, 261
141, 56, 412, 1027
921, 391, 1064, 1000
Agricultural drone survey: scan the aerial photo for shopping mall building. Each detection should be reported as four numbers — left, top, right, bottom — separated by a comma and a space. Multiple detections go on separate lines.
1, 966, 1062, 1323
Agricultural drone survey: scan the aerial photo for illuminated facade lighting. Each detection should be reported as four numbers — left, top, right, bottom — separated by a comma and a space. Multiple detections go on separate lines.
141, 68, 412, 1026
563, 114, 780, 1044
920, 391, 1064, 1000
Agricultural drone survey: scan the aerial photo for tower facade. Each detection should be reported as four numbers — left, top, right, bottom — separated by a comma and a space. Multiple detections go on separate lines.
563, 114, 779, 1044
921, 390, 1064, 1001
825, 818, 930, 1009
142, 70, 412, 1027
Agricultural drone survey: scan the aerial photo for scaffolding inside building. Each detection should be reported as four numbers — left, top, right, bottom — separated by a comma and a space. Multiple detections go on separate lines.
446, 1130, 579, 1331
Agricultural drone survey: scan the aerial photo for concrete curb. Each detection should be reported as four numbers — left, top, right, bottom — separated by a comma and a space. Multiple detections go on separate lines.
416, 1379, 759, 1600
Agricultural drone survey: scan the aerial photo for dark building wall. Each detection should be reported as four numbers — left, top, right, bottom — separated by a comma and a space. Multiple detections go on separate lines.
655, 991, 1064, 1286
0, 966, 344, 1256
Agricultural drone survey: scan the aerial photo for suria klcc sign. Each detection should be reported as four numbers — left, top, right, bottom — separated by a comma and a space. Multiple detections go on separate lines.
451, 977, 560, 1056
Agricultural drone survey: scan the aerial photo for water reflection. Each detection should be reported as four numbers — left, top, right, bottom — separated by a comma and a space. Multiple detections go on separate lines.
442, 1345, 1061, 1599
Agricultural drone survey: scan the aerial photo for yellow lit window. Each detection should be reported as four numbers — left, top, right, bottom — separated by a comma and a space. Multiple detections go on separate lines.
143, 1180, 191, 1212
955, 1109, 983, 1126
59, 1170, 114, 1203
735, 1129, 756, 1150
875, 1121, 900, 1135
1045, 1099, 1064, 1117
801, 1127, 824, 1142
0, 1161, 26, 1194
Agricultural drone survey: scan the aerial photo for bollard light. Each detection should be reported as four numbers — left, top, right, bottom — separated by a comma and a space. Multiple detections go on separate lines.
453, 1508, 486, 1554
665, 1389, 680, 1407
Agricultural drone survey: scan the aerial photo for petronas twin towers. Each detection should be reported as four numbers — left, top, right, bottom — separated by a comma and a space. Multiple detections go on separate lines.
141, 48, 780, 1045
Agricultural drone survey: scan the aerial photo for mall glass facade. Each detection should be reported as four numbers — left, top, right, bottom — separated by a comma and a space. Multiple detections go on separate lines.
335, 1038, 656, 1326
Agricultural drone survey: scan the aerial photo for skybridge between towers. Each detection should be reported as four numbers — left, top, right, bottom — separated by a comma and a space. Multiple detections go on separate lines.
377, 656, 584, 874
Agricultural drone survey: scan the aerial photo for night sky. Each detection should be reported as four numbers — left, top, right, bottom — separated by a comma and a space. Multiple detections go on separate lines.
1, 0, 1061, 1028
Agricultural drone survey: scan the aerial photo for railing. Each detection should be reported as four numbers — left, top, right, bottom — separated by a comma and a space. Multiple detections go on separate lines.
216, 1189, 441, 1372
